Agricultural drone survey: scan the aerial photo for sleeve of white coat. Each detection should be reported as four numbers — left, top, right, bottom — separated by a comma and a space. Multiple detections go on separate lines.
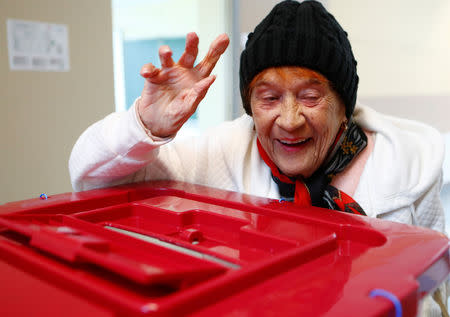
68, 101, 172, 192
414, 171, 446, 233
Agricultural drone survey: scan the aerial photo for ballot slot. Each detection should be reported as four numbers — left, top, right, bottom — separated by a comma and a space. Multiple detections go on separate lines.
104, 225, 241, 269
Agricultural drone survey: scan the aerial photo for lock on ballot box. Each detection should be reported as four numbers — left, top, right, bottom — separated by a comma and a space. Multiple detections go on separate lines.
0, 180, 448, 317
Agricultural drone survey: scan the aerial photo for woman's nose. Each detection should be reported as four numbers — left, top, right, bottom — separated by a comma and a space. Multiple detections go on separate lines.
277, 96, 305, 131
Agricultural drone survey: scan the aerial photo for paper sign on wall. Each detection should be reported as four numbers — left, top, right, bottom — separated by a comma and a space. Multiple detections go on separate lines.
7, 19, 70, 72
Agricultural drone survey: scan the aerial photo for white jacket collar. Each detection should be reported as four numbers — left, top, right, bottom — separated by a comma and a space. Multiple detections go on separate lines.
353, 104, 444, 217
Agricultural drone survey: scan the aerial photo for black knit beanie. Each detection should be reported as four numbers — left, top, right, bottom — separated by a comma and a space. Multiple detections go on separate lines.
239, 0, 358, 118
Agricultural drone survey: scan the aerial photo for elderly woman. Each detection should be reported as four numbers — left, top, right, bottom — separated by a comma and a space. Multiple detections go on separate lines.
69, 1, 446, 314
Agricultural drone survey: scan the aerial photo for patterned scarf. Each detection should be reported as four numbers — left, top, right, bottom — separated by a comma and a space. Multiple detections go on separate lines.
257, 121, 367, 215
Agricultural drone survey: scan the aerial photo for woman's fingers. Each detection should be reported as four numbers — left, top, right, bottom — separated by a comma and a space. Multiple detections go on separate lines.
178, 32, 199, 68
142, 33, 229, 84
159, 45, 175, 68
140, 63, 160, 78
195, 33, 230, 77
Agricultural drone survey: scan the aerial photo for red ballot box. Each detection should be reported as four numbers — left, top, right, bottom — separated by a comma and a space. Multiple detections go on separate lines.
0, 180, 448, 317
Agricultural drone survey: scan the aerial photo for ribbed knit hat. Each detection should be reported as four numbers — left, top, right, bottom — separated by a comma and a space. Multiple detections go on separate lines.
239, 0, 358, 118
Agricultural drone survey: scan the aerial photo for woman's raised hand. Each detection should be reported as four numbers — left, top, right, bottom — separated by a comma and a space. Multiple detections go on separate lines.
137, 32, 230, 138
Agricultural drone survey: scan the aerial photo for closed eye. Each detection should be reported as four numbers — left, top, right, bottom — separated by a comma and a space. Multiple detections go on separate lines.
302, 95, 319, 101
263, 95, 280, 102
298, 89, 321, 105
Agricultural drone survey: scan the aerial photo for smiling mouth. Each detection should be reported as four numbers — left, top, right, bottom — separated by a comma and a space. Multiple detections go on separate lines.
278, 138, 312, 147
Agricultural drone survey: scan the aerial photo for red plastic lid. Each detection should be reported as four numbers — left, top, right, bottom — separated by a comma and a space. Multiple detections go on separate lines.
0, 180, 448, 316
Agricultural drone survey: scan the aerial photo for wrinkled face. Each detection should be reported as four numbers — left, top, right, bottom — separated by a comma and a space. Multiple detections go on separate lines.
250, 66, 346, 178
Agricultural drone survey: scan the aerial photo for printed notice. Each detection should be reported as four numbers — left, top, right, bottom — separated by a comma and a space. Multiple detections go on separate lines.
7, 19, 70, 71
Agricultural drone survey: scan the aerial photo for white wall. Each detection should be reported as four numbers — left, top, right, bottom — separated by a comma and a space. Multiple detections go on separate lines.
328, 0, 450, 132
329, 0, 450, 98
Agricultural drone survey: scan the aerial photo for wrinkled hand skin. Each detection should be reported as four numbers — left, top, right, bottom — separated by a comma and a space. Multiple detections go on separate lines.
138, 32, 230, 138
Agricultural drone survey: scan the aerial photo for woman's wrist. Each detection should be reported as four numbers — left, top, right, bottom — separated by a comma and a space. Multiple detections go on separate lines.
134, 97, 175, 142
